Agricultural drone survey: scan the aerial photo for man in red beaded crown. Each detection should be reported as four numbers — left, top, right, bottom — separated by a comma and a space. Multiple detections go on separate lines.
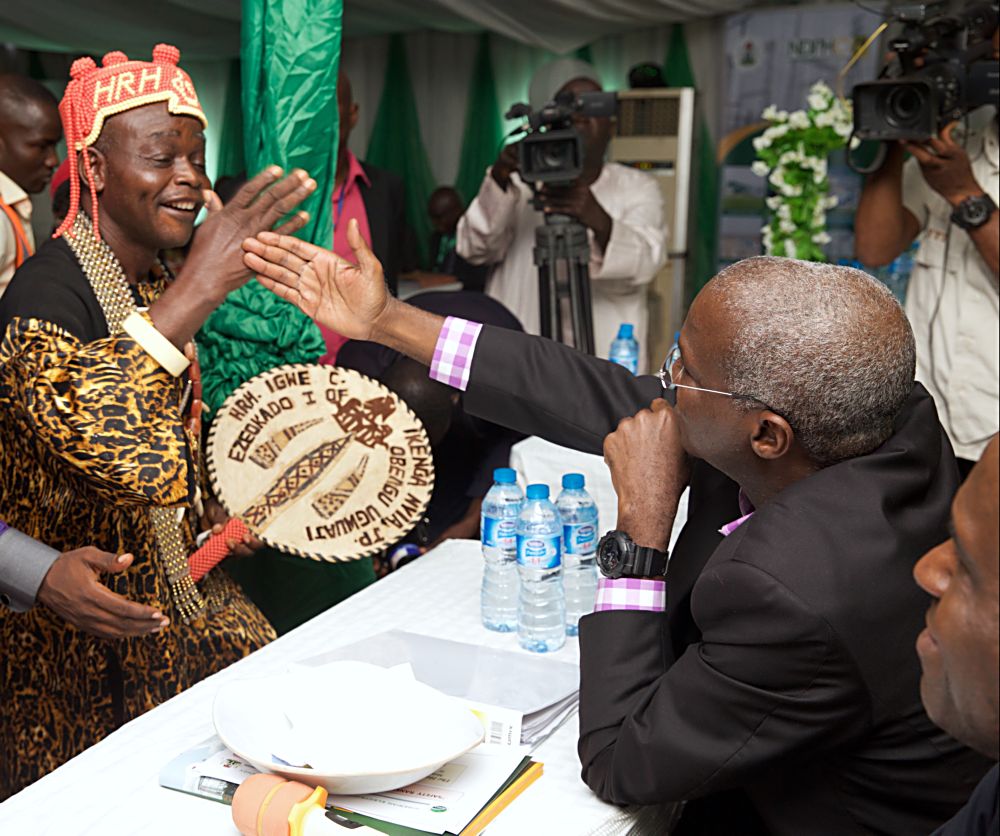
0, 44, 315, 797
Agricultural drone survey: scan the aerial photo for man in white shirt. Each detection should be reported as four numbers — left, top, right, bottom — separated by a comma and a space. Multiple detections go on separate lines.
855, 108, 999, 475
0, 74, 61, 296
457, 59, 667, 371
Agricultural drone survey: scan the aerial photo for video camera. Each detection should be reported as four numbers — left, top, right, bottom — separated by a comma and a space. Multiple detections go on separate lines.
505, 90, 617, 186
853, 1, 999, 141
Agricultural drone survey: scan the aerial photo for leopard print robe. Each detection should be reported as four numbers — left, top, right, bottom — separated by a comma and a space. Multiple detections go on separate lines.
0, 240, 276, 799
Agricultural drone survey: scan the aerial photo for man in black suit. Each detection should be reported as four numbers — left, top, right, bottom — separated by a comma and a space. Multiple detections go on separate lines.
244, 223, 990, 834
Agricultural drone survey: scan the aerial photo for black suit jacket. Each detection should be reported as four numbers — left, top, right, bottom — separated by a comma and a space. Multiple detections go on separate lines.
462, 325, 989, 835
359, 162, 413, 295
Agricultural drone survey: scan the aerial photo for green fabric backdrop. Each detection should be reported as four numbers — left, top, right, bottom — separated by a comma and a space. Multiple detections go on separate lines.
365, 34, 438, 267
198, 0, 338, 416
455, 33, 505, 205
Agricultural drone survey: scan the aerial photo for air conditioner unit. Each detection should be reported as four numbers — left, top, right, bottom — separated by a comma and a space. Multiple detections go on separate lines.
609, 87, 696, 369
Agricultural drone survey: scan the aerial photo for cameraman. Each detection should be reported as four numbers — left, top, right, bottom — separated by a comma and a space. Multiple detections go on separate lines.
855, 67, 999, 475
456, 59, 667, 371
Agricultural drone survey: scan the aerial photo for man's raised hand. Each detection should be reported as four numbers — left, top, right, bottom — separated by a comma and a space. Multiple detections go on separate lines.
243, 217, 392, 342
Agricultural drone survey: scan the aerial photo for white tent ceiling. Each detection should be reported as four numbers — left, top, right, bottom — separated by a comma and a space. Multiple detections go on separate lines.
0, 0, 771, 58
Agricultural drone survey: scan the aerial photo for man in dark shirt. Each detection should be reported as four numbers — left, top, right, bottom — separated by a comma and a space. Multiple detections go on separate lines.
915, 435, 999, 835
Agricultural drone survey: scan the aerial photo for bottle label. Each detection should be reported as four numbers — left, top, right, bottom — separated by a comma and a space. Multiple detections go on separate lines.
563, 523, 597, 555
517, 534, 561, 569
483, 516, 517, 551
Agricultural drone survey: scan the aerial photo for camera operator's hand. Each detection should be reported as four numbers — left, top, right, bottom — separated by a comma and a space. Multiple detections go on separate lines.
490, 145, 520, 191
902, 123, 983, 207
538, 182, 613, 251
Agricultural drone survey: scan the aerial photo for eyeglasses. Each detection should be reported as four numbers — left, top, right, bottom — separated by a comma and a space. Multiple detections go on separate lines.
657, 343, 792, 425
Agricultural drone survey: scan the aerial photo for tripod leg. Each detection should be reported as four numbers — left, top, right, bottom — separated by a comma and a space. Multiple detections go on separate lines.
577, 261, 595, 356
567, 256, 585, 353
538, 263, 553, 340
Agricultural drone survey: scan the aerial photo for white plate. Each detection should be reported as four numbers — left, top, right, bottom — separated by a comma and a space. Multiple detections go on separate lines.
212, 661, 484, 794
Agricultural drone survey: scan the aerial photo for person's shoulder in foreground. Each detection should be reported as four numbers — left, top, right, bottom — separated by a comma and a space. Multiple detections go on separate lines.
916, 436, 1000, 836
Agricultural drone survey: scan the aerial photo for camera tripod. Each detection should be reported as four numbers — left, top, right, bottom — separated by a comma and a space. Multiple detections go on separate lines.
533, 213, 595, 355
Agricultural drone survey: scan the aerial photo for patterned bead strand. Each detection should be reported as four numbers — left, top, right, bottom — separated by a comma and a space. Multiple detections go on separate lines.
62, 214, 208, 622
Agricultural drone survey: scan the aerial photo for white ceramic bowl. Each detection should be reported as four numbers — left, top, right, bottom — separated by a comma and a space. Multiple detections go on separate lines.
212, 661, 484, 795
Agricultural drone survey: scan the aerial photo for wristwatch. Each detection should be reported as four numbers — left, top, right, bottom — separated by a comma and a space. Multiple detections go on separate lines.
597, 530, 668, 579
950, 193, 997, 231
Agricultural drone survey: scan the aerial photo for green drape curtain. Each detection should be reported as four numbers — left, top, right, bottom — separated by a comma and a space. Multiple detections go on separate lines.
215, 59, 246, 181
664, 23, 718, 296
198, 0, 338, 415
455, 34, 505, 205
365, 34, 438, 268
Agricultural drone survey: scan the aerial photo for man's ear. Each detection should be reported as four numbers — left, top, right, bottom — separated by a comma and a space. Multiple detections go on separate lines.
82, 147, 107, 195
749, 411, 794, 461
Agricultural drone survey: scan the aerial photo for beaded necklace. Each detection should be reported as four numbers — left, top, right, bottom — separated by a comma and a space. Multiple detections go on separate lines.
63, 213, 207, 622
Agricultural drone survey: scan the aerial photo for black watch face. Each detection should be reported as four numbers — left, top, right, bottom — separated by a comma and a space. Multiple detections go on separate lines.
599, 533, 627, 578
965, 202, 990, 226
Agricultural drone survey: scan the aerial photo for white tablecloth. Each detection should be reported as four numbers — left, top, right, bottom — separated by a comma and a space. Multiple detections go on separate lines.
0, 540, 671, 835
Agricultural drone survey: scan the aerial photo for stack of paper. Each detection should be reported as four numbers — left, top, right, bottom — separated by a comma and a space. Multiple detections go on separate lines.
159, 739, 542, 836
304, 630, 580, 749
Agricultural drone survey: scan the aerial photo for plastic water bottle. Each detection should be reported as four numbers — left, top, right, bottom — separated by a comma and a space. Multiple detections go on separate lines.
516, 484, 566, 653
480, 468, 523, 632
556, 473, 599, 636
609, 323, 639, 374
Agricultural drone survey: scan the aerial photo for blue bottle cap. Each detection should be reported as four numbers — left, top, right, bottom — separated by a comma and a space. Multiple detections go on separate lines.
493, 467, 517, 484
525, 483, 549, 500
562, 473, 584, 490
617, 323, 634, 339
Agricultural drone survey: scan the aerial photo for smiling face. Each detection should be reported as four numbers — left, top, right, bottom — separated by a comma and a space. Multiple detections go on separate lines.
88, 103, 209, 251
914, 436, 1000, 759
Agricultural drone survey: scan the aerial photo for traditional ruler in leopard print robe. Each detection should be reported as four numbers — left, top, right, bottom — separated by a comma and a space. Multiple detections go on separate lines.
0, 236, 276, 799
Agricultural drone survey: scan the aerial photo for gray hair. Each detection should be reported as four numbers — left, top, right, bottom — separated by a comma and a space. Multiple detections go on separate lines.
705, 256, 915, 468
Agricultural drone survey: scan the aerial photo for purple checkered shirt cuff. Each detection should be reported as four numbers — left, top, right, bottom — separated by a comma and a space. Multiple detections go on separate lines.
0, 522, 8, 537
595, 577, 666, 612
429, 317, 483, 392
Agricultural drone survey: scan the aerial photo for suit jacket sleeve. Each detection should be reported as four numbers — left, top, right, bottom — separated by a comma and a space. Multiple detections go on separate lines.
578, 555, 871, 805
463, 324, 662, 454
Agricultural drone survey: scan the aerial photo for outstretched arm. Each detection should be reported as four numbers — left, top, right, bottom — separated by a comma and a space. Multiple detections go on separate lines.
244, 219, 443, 365
244, 221, 661, 453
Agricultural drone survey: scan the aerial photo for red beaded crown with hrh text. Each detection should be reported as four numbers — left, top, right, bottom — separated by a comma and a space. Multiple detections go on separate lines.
54, 43, 207, 239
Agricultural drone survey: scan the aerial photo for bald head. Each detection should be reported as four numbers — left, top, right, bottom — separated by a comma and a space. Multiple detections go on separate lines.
703, 256, 915, 467
0, 74, 61, 193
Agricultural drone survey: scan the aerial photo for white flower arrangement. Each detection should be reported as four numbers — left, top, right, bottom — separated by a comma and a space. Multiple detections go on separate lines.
752, 80, 857, 262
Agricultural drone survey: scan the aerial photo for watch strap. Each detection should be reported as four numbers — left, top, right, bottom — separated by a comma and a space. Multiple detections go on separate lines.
630, 544, 669, 578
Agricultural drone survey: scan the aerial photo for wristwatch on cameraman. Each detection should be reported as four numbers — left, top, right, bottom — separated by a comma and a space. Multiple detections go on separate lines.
597, 530, 668, 580
950, 193, 997, 231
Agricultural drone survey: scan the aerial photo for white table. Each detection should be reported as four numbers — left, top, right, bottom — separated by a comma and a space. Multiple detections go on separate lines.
0, 540, 672, 835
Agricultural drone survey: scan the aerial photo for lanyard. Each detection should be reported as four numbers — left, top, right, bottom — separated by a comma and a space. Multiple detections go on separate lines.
0, 199, 32, 269
333, 181, 348, 232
